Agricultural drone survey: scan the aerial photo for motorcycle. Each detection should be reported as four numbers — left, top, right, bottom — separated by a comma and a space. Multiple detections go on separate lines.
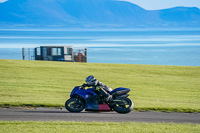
65, 86, 134, 114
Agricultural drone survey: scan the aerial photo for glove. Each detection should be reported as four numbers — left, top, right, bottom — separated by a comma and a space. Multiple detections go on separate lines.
81, 83, 87, 88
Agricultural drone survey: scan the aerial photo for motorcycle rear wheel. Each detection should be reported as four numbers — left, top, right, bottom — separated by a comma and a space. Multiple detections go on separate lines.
65, 97, 85, 112
113, 97, 134, 114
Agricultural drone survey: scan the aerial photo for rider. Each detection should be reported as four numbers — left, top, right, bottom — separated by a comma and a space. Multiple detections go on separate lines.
81, 75, 113, 102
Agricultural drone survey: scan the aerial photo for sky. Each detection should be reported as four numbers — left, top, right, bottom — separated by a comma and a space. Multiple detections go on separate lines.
0, 0, 200, 10
0, 0, 7, 3
122, 0, 200, 10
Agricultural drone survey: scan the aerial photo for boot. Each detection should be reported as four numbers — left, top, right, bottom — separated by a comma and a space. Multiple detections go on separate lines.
99, 88, 113, 102
105, 95, 113, 102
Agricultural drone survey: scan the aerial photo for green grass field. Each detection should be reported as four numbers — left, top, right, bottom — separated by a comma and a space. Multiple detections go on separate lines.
0, 121, 200, 133
0, 59, 200, 112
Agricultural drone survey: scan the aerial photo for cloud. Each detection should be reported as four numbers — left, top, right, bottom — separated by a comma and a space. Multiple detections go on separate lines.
0, 0, 8, 3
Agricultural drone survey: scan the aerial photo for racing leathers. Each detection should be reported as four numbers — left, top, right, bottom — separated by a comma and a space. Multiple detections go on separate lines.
81, 79, 112, 102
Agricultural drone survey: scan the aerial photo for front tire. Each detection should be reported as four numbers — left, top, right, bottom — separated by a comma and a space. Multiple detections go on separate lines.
65, 97, 85, 112
113, 97, 134, 114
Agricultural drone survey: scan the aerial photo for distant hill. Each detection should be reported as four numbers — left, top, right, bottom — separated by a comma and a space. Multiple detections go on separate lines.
0, 0, 200, 28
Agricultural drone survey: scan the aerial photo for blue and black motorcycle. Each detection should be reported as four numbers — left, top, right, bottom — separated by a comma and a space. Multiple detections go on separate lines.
65, 86, 134, 114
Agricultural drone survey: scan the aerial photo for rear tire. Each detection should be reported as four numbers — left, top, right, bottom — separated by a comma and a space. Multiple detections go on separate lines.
65, 97, 85, 112
113, 97, 134, 114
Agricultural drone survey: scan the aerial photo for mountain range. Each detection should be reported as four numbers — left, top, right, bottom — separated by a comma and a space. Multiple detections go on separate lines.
0, 0, 200, 28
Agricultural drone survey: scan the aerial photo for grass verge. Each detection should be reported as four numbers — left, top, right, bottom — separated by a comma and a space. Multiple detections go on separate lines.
0, 121, 200, 133
0, 59, 200, 112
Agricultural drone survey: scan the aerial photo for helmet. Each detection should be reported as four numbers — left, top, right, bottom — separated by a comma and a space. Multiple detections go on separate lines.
86, 75, 95, 85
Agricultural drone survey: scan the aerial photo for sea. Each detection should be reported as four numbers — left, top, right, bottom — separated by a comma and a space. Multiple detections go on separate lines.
0, 28, 200, 66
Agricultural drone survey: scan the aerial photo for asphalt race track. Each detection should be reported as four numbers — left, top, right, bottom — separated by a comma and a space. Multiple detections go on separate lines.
0, 108, 200, 123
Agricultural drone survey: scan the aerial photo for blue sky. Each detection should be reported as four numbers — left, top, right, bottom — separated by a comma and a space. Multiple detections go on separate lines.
0, 0, 7, 3
0, 0, 200, 10
122, 0, 200, 10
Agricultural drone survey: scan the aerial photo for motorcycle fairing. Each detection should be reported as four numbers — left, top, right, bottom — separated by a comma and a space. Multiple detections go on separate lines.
70, 86, 80, 97
85, 95, 99, 111
72, 88, 97, 99
70, 87, 99, 110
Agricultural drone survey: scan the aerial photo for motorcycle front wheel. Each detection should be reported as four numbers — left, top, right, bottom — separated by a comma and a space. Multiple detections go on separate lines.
113, 97, 134, 114
65, 97, 85, 112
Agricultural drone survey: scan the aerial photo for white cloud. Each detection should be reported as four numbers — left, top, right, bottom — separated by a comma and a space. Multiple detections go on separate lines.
0, 0, 8, 3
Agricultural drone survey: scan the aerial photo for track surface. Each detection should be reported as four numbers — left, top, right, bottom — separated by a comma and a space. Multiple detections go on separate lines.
0, 108, 200, 123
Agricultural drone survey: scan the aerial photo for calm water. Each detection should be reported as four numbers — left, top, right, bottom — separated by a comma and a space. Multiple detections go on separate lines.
0, 29, 200, 66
